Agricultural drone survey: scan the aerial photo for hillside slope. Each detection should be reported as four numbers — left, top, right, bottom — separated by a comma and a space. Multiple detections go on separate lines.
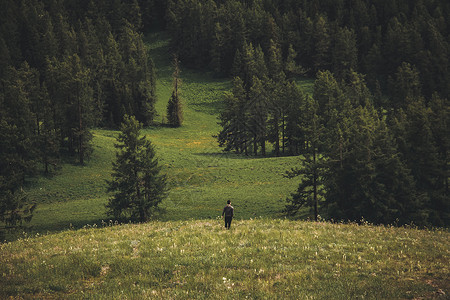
24, 31, 307, 235
1, 219, 448, 299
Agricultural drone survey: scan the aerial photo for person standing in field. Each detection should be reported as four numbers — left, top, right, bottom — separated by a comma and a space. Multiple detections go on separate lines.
222, 200, 234, 229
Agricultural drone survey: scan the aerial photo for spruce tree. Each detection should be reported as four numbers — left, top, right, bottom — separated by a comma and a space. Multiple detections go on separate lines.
285, 44, 308, 78
285, 96, 325, 221
217, 77, 249, 154
283, 81, 306, 156
332, 27, 357, 80
390, 96, 444, 225
107, 115, 167, 222
167, 55, 183, 127
210, 22, 224, 74
0, 65, 38, 229
428, 93, 450, 226
248, 76, 269, 156
312, 15, 330, 72
388, 62, 422, 111
36, 84, 60, 174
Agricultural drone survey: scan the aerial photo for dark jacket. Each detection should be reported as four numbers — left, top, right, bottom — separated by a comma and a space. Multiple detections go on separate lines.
222, 205, 234, 217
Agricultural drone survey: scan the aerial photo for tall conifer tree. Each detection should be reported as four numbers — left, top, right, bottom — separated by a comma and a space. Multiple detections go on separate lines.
107, 115, 167, 222
285, 96, 325, 221
167, 55, 183, 127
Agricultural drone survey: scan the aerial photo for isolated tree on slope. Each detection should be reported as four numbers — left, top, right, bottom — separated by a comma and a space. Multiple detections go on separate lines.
167, 54, 183, 127
107, 115, 167, 222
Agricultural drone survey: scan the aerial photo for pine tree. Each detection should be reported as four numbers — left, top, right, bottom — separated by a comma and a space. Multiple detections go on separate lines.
316, 73, 427, 225
36, 84, 60, 174
118, 22, 157, 126
210, 22, 224, 75
107, 115, 167, 222
66, 54, 94, 164
362, 43, 382, 88
284, 44, 308, 78
332, 27, 357, 80
126, 0, 143, 31
0, 37, 11, 79
428, 93, 450, 225
342, 71, 372, 108
237, 42, 257, 90
283, 81, 306, 156
285, 96, 325, 221
0, 65, 38, 229
388, 62, 422, 111
167, 55, 183, 127
312, 70, 347, 136
217, 77, 249, 154
390, 96, 444, 225
266, 79, 283, 156
368, 117, 427, 225
312, 15, 330, 72
102, 31, 124, 127
267, 39, 284, 82
248, 76, 269, 156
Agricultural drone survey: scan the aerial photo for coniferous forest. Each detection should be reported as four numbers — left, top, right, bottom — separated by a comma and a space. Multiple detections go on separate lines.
0, 0, 449, 229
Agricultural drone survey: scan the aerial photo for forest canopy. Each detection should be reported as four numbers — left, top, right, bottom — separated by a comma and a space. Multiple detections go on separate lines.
0, 0, 448, 227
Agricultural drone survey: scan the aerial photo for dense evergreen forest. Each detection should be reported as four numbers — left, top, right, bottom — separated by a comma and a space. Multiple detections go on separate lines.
0, 0, 448, 228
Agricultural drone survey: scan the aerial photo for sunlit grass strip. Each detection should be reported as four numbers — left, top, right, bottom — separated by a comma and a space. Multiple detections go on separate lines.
1, 219, 448, 299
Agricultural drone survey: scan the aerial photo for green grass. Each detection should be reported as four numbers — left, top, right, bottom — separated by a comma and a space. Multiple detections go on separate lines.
21, 31, 307, 235
1, 219, 448, 299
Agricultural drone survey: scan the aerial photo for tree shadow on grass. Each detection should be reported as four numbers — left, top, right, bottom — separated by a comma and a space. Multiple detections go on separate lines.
193, 151, 297, 160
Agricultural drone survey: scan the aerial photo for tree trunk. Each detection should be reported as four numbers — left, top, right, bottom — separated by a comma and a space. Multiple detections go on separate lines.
313, 145, 318, 221
77, 83, 84, 165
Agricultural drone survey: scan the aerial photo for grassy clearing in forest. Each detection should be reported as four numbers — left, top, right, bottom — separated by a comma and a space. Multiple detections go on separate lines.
1, 219, 448, 299
23, 31, 306, 235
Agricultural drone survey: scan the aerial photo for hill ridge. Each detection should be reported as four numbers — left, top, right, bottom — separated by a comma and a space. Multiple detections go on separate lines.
1, 218, 448, 299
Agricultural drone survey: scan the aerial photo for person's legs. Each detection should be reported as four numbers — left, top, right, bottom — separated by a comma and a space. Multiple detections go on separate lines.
225, 216, 232, 229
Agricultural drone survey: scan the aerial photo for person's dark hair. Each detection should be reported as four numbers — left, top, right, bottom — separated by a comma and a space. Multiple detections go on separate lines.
227, 200, 231, 204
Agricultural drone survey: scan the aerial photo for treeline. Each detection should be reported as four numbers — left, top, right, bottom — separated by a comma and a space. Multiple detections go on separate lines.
219, 49, 449, 226
167, 0, 449, 98
0, 0, 161, 227
206, 0, 449, 226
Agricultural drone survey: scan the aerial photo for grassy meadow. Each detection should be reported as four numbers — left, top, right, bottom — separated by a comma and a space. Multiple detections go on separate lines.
1, 219, 449, 299
23, 31, 309, 234
2, 31, 449, 299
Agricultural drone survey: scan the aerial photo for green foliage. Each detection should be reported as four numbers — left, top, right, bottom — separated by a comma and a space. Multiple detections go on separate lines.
0, 0, 162, 233
165, 0, 449, 100
107, 115, 167, 222
218, 42, 310, 157
285, 96, 325, 221
0, 64, 39, 230
312, 15, 331, 73
0, 189, 36, 229
315, 71, 428, 225
166, 55, 183, 127
332, 27, 357, 79
388, 62, 422, 111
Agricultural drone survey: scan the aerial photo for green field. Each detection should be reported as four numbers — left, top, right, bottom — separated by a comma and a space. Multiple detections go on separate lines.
24, 31, 309, 234
1, 219, 448, 299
